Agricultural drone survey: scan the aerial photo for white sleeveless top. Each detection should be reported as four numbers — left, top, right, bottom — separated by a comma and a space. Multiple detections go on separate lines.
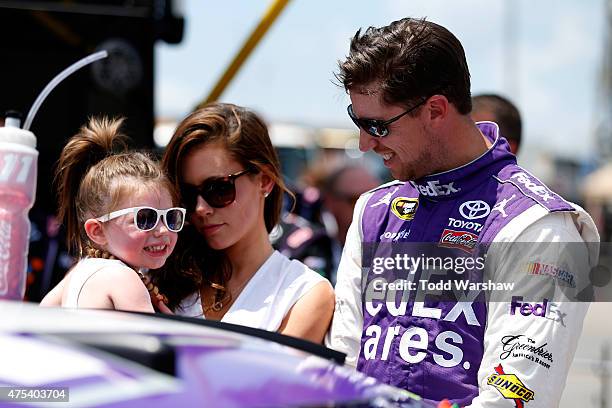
177, 251, 329, 331
63, 258, 128, 308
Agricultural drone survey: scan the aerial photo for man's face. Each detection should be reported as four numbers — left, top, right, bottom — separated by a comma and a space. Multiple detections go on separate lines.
472, 108, 519, 155
324, 166, 380, 242
349, 87, 440, 181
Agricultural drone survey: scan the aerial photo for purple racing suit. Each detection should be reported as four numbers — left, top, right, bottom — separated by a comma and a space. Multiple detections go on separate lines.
327, 122, 599, 407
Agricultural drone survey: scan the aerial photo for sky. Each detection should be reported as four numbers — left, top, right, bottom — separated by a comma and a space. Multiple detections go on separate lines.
155, 0, 607, 160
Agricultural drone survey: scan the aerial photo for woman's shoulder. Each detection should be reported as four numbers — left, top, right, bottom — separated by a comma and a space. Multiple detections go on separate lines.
272, 251, 328, 284
265, 252, 331, 299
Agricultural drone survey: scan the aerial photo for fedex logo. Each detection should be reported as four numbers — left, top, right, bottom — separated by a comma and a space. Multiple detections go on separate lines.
510, 296, 548, 317
510, 172, 554, 202
417, 181, 460, 197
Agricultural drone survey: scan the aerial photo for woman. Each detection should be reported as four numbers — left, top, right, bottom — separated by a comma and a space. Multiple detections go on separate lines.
152, 103, 334, 344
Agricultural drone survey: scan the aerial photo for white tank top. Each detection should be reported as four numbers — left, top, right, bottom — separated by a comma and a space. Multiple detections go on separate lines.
63, 258, 129, 308
177, 251, 329, 331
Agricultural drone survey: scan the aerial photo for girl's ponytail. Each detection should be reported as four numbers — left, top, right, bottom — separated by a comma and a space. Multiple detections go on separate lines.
54, 117, 127, 255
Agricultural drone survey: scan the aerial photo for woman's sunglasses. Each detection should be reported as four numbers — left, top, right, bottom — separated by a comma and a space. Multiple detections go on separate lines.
181, 169, 255, 211
95, 206, 186, 232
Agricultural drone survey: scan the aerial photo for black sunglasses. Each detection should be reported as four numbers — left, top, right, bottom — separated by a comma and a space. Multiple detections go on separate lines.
181, 169, 255, 210
347, 98, 427, 138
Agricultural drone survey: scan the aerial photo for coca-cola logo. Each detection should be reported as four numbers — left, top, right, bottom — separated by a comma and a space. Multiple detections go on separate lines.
438, 229, 478, 253
500, 334, 553, 370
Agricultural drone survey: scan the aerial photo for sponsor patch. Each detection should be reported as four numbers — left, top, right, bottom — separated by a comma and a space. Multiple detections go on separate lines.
447, 217, 483, 233
487, 364, 534, 407
492, 194, 516, 218
510, 172, 554, 202
500, 334, 553, 370
370, 186, 400, 208
459, 200, 491, 220
546, 302, 567, 327
391, 197, 418, 220
438, 229, 478, 253
524, 262, 576, 288
510, 296, 548, 317
380, 229, 411, 241
416, 180, 460, 196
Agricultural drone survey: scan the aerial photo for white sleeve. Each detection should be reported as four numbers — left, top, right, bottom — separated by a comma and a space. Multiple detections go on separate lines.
467, 210, 599, 407
325, 194, 369, 368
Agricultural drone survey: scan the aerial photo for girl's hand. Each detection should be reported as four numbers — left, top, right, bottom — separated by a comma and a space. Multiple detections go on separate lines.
156, 299, 174, 314
140, 274, 171, 313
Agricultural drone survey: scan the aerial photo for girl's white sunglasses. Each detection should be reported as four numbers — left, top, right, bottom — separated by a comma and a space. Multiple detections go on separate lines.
95, 206, 186, 232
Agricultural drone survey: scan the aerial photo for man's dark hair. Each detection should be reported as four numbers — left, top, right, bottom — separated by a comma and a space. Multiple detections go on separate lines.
472, 94, 522, 149
337, 17, 472, 115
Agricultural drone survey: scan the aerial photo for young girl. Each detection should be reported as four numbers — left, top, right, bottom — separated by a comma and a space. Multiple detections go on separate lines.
152, 103, 334, 343
40, 117, 184, 312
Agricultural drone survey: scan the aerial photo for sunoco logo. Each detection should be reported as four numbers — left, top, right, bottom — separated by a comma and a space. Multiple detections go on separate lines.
391, 197, 418, 220
487, 364, 534, 407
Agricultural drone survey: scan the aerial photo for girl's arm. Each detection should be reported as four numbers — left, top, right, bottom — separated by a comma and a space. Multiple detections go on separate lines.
105, 267, 155, 313
40, 276, 69, 307
278, 281, 335, 344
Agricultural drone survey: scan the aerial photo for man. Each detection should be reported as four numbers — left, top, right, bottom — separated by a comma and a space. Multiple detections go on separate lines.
321, 164, 381, 281
472, 94, 522, 154
327, 18, 599, 407
323, 165, 381, 245
271, 180, 334, 280
270, 210, 334, 279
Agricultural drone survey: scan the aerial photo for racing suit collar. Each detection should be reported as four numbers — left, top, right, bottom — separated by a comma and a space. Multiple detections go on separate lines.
412, 122, 515, 201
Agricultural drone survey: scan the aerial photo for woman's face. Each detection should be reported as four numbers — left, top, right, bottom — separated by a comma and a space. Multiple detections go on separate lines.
180, 141, 267, 251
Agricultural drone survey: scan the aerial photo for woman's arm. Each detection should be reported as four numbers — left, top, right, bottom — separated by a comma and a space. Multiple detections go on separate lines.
278, 281, 335, 344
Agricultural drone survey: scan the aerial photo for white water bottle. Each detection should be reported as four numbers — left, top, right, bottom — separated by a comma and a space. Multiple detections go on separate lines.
0, 112, 37, 300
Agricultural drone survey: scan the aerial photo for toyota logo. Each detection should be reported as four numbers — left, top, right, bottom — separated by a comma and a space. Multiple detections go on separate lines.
459, 200, 491, 220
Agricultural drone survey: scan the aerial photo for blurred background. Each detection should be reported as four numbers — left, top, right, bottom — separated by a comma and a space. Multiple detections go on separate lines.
0, 0, 610, 406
